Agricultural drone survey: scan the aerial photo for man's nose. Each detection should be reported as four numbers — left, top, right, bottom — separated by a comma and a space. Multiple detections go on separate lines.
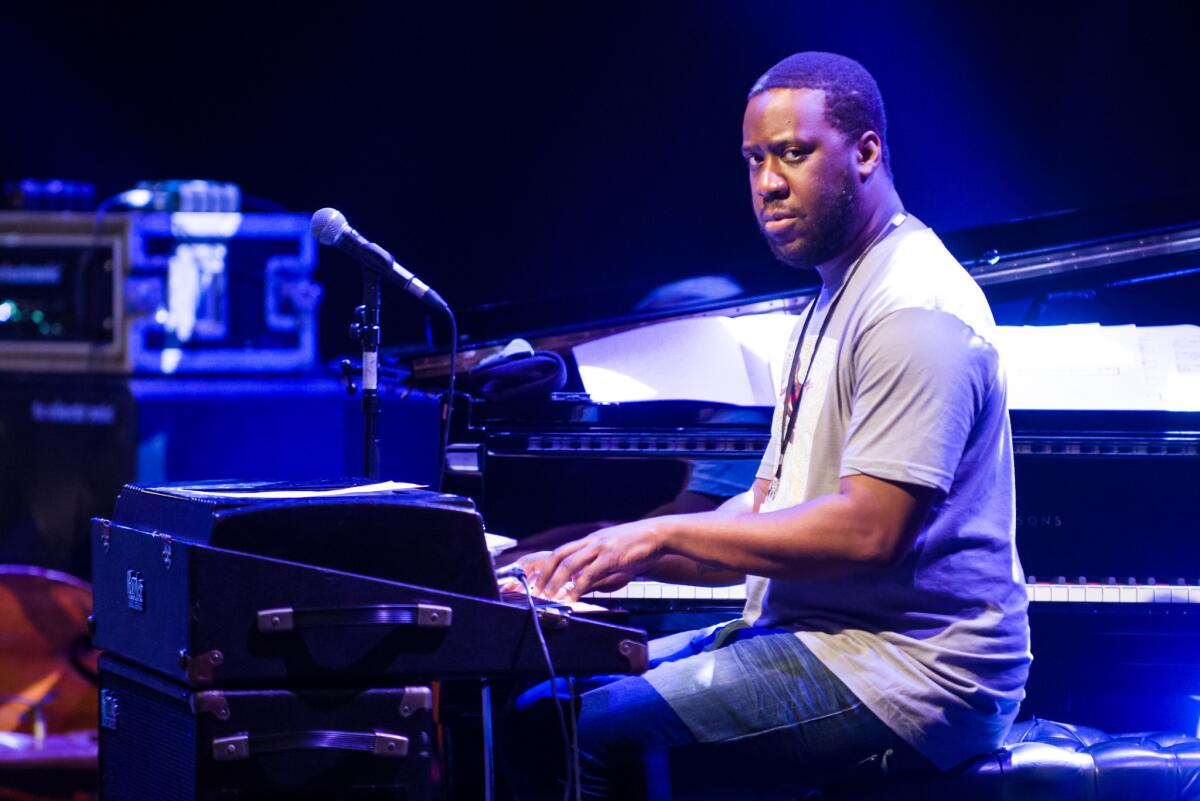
755, 164, 788, 198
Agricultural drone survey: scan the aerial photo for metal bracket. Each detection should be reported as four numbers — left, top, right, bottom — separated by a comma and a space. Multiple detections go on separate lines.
373, 731, 409, 757
182, 649, 224, 685
535, 606, 570, 630
99, 519, 111, 554
619, 639, 649, 673
195, 691, 231, 722
398, 687, 434, 718
416, 604, 452, 628
212, 733, 249, 761
257, 608, 294, 632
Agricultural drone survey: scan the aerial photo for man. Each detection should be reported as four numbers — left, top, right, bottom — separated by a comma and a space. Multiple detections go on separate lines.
508, 51, 1031, 799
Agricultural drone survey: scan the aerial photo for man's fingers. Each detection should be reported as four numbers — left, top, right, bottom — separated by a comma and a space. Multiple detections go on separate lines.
530, 539, 588, 595
543, 544, 599, 600
515, 551, 552, 590
552, 550, 619, 601
541, 554, 582, 599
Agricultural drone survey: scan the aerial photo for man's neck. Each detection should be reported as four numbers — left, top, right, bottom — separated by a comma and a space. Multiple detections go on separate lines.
814, 193, 906, 289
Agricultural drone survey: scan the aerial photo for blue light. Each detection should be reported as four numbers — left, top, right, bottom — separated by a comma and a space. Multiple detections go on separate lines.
118, 188, 154, 208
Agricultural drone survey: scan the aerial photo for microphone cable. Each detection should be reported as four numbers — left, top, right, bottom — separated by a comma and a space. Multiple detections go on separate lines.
437, 306, 456, 492
510, 568, 581, 801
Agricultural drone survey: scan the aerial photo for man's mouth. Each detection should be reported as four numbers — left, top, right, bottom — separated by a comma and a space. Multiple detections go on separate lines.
762, 212, 800, 237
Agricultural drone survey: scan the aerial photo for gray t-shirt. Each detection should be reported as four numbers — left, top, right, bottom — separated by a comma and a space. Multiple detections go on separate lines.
748, 214, 1031, 769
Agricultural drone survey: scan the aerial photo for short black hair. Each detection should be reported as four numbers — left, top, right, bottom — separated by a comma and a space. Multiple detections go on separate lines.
749, 52, 889, 170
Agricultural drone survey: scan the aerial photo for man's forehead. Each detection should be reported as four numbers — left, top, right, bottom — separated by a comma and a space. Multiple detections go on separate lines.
743, 87, 831, 138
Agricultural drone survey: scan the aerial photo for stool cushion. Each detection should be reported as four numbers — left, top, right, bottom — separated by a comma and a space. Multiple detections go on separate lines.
827, 718, 1200, 801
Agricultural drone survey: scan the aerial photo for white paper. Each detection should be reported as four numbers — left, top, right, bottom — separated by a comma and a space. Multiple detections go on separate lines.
993, 323, 1200, 411
723, 313, 802, 404
1135, 325, 1200, 411
485, 532, 518, 557
179, 480, 424, 499
574, 317, 758, 405
573, 313, 796, 406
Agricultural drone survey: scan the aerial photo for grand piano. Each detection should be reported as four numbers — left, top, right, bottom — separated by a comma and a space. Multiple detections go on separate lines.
399, 194, 1200, 734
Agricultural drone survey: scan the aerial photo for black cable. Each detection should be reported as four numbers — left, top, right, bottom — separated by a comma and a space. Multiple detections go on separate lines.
568, 677, 582, 801
514, 571, 579, 801
437, 306, 457, 491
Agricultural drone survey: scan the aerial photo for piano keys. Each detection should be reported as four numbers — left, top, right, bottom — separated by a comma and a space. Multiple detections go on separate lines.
584, 580, 1200, 606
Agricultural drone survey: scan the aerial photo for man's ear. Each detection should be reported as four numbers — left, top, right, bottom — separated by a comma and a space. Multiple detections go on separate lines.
856, 131, 885, 179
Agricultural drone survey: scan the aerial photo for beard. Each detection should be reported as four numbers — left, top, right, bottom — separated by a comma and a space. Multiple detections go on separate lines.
763, 170, 860, 270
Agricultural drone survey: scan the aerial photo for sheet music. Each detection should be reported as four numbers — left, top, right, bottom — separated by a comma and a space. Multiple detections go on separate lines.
724, 312, 802, 403
1135, 325, 1200, 411
178, 480, 424, 499
993, 323, 1200, 410
574, 317, 762, 405
573, 313, 795, 406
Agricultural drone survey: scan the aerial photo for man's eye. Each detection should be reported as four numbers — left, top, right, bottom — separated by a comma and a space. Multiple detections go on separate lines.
783, 149, 808, 161
739, 154, 768, 172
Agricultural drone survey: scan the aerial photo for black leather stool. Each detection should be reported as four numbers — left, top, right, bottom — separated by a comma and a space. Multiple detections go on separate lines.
825, 718, 1200, 801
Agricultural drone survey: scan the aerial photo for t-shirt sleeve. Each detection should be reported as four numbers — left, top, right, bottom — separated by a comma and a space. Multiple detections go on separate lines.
840, 307, 1000, 493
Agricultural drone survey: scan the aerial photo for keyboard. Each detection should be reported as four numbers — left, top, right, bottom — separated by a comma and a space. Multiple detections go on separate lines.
586, 580, 1200, 605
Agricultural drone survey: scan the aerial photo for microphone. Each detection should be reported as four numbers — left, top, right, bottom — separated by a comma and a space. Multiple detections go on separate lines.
311, 207, 447, 310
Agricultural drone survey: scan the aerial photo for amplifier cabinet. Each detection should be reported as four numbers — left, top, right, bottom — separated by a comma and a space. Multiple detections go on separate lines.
0, 211, 319, 374
99, 654, 435, 801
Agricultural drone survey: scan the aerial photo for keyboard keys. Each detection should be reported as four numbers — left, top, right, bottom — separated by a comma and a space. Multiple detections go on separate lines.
584, 579, 1199, 605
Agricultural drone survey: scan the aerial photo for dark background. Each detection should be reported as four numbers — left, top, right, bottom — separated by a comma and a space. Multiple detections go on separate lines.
3, 1, 1198, 355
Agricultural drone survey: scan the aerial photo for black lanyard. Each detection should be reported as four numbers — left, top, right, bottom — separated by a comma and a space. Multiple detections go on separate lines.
774, 213, 906, 481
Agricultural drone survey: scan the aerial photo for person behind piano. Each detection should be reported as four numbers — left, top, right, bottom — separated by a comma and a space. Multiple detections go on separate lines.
504, 51, 1032, 799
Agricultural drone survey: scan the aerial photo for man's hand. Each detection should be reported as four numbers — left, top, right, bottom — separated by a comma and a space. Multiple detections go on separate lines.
518, 517, 671, 602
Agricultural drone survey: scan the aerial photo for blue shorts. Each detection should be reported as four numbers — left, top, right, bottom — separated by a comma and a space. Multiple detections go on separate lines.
504, 621, 931, 800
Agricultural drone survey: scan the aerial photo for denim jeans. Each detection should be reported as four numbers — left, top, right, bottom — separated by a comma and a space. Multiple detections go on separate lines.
500, 621, 932, 800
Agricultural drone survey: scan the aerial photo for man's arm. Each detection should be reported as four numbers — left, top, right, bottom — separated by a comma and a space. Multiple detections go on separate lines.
639, 478, 771, 586
656, 473, 934, 579
533, 473, 935, 600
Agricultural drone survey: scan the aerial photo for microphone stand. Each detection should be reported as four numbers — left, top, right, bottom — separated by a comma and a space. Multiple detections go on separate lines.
354, 270, 382, 480
339, 260, 454, 488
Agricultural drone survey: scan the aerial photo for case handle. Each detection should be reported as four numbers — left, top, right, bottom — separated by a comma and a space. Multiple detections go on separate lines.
256, 604, 451, 633
212, 729, 409, 761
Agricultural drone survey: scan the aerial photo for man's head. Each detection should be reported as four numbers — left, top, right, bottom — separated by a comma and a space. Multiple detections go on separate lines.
742, 52, 893, 270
